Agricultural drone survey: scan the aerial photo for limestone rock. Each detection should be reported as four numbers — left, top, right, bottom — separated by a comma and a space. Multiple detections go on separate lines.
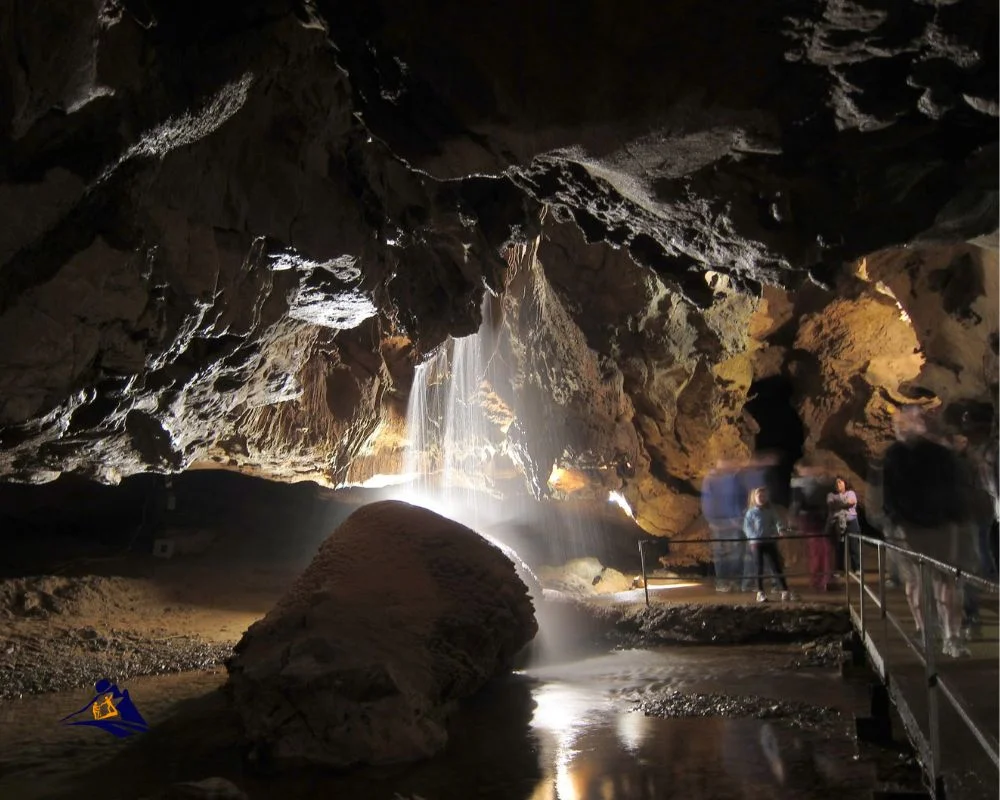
536, 557, 633, 596
225, 500, 537, 768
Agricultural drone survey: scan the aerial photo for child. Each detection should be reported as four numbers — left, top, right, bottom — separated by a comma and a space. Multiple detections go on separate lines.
743, 486, 797, 602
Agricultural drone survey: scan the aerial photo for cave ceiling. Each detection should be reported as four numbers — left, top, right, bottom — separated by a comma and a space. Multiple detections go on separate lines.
0, 0, 996, 533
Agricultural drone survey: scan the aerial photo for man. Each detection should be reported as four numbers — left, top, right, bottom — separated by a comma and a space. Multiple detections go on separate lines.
882, 407, 977, 658
702, 459, 746, 592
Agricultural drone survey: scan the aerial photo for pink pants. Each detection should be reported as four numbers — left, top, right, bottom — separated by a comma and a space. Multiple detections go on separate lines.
803, 516, 834, 591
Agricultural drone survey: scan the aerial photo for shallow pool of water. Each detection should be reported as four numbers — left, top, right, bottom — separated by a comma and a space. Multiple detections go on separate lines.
0, 645, 875, 800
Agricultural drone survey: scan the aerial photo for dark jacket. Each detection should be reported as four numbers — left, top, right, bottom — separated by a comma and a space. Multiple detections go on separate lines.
702, 469, 745, 523
882, 437, 971, 528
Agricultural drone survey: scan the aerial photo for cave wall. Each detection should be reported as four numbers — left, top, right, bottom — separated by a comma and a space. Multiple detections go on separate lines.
0, 1, 996, 543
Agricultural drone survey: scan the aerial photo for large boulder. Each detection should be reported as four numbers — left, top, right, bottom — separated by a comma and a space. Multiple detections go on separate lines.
225, 500, 537, 769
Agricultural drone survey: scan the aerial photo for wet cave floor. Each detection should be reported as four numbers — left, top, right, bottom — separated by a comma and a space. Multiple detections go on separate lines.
0, 488, 932, 800
2, 643, 916, 800
0, 549, 929, 800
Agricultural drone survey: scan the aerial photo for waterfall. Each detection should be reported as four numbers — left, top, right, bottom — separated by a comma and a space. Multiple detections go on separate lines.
400, 296, 500, 529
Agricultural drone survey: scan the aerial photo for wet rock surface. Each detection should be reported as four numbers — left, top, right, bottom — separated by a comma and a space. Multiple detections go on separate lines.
226, 501, 537, 769
0, 624, 232, 700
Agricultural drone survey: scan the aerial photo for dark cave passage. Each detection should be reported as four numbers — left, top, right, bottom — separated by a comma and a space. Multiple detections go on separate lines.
743, 376, 805, 508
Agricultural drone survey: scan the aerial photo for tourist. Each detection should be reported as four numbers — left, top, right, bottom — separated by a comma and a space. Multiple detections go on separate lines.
738, 452, 781, 591
743, 486, 796, 603
702, 459, 747, 593
882, 406, 977, 658
790, 461, 833, 591
826, 476, 860, 573
952, 432, 996, 638
864, 457, 902, 589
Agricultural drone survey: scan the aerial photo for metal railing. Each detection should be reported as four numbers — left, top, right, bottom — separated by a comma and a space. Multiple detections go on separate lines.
636, 531, 841, 607
844, 531, 999, 799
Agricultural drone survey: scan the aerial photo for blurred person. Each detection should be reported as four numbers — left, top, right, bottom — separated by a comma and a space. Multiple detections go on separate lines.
953, 433, 994, 638
743, 486, 797, 603
865, 457, 902, 589
883, 406, 977, 658
790, 462, 834, 591
826, 476, 860, 573
702, 459, 747, 592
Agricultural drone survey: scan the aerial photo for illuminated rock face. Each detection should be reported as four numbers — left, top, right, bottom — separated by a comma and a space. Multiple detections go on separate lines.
226, 500, 537, 768
0, 1, 996, 535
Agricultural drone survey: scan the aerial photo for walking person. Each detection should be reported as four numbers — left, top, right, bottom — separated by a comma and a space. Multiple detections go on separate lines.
743, 486, 797, 603
952, 433, 995, 638
790, 462, 834, 591
883, 406, 977, 658
702, 459, 746, 592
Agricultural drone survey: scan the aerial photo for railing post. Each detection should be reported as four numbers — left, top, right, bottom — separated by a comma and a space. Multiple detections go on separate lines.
638, 541, 649, 607
877, 544, 886, 618
920, 560, 943, 797
844, 533, 851, 609
859, 537, 866, 641
878, 542, 888, 676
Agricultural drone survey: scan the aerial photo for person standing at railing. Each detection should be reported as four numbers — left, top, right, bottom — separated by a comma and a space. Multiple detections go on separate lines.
702, 459, 747, 593
826, 477, 861, 574
743, 486, 797, 603
739, 452, 781, 592
882, 406, 977, 658
790, 462, 833, 591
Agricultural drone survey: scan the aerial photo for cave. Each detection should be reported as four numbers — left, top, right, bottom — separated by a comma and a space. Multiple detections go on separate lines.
1, 2, 998, 799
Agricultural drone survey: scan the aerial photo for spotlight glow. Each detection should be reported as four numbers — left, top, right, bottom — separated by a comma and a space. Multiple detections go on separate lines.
607, 490, 634, 518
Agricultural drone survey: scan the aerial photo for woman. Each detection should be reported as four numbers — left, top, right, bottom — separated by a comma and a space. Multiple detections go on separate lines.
743, 487, 797, 603
827, 476, 860, 572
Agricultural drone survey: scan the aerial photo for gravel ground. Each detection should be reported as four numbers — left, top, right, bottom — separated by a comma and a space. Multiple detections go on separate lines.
786, 634, 846, 668
626, 687, 843, 729
0, 624, 234, 699
606, 602, 852, 647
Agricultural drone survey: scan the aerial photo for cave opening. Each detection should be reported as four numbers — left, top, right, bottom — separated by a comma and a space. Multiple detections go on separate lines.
743, 375, 805, 507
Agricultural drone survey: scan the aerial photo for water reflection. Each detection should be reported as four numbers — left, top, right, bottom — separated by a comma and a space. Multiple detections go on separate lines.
519, 651, 872, 800
1, 648, 873, 800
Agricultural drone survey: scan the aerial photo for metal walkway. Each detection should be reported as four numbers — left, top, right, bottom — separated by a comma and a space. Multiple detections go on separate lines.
845, 533, 999, 800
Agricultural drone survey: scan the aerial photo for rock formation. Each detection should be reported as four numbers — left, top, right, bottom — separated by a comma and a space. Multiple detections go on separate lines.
225, 500, 537, 768
0, 1, 996, 539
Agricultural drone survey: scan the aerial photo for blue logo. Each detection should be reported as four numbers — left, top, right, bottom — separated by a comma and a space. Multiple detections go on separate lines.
60, 678, 149, 738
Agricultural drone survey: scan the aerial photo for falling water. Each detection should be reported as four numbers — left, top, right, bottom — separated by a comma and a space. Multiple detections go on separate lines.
401, 295, 502, 530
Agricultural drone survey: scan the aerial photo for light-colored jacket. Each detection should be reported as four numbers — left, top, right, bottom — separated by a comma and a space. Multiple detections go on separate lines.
743, 505, 781, 542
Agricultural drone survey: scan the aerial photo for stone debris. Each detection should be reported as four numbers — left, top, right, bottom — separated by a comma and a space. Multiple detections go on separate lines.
0, 625, 232, 700
628, 688, 842, 729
